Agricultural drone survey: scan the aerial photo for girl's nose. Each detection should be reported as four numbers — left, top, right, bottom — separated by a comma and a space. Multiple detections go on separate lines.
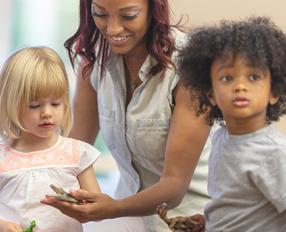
41, 105, 52, 117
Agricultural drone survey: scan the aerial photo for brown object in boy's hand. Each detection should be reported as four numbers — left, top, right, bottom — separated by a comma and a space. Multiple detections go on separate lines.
156, 203, 204, 232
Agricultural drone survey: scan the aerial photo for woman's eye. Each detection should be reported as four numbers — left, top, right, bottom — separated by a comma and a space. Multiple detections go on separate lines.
91, 8, 107, 17
122, 14, 138, 20
93, 12, 107, 18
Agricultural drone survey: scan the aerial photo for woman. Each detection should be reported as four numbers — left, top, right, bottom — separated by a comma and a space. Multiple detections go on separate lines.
42, 0, 213, 231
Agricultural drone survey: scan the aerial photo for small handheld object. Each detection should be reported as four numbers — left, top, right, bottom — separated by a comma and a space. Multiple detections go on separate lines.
50, 184, 81, 204
156, 203, 204, 232
23, 220, 36, 232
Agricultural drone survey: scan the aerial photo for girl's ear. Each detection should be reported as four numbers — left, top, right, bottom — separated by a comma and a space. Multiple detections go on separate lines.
207, 89, 217, 106
269, 93, 279, 105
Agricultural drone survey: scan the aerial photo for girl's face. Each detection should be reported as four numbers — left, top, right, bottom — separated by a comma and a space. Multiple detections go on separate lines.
19, 96, 65, 142
209, 54, 278, 134
91, 0, 149, 55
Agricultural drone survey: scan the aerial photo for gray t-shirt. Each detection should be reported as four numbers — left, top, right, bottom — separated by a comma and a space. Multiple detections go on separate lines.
205, 125, 286, 232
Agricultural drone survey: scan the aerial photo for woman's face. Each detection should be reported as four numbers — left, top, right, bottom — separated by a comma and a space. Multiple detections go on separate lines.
91, 0, 149, 55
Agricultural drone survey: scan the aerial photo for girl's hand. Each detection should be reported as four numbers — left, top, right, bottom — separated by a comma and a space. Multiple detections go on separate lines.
0, 219, 23, 232
41, 189, 119, 223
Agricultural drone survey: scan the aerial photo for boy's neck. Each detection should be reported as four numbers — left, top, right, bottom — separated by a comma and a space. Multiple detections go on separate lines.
225, 118, 269, 135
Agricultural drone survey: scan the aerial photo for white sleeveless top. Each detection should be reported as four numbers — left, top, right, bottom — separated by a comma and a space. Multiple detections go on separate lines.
0, 136, 100, 232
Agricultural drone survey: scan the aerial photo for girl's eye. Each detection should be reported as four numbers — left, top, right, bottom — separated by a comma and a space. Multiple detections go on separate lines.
220, 75, 232, 82
29, 104, 40, 109
51, 101, 62, 107
249, 74, 261, 81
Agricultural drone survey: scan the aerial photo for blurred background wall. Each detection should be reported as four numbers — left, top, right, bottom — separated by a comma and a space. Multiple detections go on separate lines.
170, 0, 286, 30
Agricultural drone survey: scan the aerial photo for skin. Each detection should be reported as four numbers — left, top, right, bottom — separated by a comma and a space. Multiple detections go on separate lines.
0, 219, 22, 232
209, 54, 278, 135
41, 0, 211, 222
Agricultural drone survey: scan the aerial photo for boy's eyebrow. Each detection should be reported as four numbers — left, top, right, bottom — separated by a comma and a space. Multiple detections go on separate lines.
92, 1, 141, 12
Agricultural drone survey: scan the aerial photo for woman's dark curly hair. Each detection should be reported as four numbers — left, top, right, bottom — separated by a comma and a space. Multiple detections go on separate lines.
65, 0, 182, 78
178, 17, 286, 125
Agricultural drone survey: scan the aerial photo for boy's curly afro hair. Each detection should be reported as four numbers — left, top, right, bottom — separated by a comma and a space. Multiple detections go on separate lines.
178, 17, 286, 125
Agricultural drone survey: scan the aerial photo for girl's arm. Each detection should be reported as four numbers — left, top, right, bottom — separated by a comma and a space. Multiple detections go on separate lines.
77, 165, 101, 193
0, 219, 23, 232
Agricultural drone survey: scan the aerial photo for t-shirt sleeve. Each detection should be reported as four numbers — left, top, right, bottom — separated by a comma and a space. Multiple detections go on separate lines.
77, 141, 101, 174
254, 145, 286, 212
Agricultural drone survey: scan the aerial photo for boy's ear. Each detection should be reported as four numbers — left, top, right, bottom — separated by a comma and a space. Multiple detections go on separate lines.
207, 89, 217, 106
269, 95, 279, 105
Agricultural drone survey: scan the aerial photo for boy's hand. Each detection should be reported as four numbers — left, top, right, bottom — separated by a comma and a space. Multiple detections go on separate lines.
156, 203, 205, 232
0, 219, 23, 232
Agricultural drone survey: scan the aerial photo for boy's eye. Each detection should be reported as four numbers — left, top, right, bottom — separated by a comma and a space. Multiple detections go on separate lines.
249, 74, 261, 81
220, 75, 232, 82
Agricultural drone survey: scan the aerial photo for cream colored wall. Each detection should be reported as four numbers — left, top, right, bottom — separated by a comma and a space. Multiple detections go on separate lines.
170, 0, 286, 30
170, 0, 286, 133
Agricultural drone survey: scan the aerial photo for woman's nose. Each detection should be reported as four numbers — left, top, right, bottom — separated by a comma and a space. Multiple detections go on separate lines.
106, 17, 123, 35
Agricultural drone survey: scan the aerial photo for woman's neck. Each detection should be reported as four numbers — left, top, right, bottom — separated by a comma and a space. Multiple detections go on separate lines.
123, 48, 148, 77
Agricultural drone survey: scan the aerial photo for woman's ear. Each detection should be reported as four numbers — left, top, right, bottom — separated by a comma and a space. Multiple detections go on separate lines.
207, 89, 217, 106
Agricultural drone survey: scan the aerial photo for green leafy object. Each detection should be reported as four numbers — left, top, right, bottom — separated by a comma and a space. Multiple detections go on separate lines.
23, 220, 36, 232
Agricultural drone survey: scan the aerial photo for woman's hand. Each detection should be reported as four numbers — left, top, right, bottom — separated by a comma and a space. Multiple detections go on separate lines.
41, 189, 119, 223
0, 219, 22, 232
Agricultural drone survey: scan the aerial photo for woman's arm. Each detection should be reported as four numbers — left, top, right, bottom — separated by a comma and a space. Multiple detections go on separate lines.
114, 81, 211, 216
69, 61, 99, 144
41, 81, 211, 221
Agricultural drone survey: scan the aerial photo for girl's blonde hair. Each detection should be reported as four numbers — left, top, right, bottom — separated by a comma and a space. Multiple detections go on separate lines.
0, 46, 72, 140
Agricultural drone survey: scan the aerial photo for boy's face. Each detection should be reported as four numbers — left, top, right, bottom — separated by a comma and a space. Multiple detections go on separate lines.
19, 96, 65, 143
209, 54, 278, 134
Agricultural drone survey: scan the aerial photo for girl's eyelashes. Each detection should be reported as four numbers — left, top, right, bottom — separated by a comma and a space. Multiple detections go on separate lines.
51, 102, 62, 107
29, 104, 40, 109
